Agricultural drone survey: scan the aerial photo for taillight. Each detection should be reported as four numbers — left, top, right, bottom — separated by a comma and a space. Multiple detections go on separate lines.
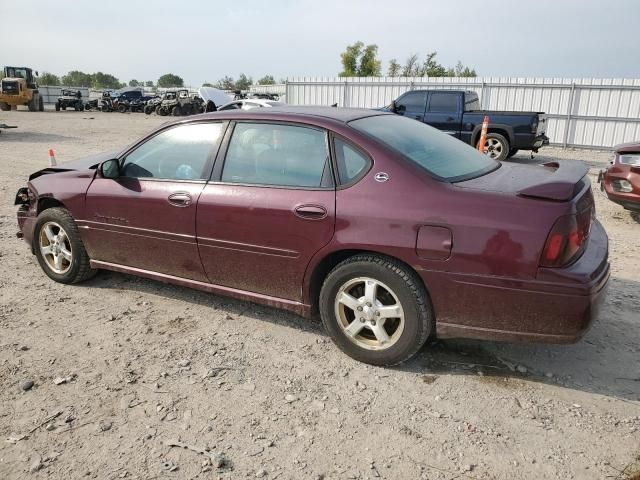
540, 210, 592, 267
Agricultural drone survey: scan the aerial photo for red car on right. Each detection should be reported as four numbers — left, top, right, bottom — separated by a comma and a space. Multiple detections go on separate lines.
599, 142, 640, 212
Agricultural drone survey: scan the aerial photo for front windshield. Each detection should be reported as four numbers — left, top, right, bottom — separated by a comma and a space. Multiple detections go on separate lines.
349, 114, 498, 181
6, 67, 29, 79
619, 153, 640, 166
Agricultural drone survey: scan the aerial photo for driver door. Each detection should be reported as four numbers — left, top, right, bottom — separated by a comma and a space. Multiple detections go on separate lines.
82, 121, 226, 281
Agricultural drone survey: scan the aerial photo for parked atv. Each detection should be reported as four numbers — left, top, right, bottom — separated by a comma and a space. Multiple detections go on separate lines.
155, 89, 198, 116
144, 95, 162, 115
55, 89, 84, 111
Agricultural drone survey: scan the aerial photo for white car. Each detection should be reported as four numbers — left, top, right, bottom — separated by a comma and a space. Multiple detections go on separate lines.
217, 99, 285, 111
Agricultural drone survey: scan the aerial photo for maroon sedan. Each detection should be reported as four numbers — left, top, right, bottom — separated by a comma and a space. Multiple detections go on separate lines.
599, 141, 640, 212
15, 107, 609, 366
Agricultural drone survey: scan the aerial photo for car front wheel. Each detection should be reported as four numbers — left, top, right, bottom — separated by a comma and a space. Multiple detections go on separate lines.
320, 254, 433, 366
34, 207, 96, 284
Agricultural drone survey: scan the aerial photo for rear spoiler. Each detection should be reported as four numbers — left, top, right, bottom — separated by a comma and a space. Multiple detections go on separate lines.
518, 161, 588, 201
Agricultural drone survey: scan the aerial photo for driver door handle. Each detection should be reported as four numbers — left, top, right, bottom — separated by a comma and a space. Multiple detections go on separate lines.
168, 192, 192, 207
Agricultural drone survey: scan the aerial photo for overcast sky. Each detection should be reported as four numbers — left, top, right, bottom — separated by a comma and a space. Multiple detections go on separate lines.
2, 0, 639, 86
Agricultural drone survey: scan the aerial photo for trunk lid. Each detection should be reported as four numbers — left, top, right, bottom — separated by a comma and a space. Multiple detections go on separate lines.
455, 160, 588, 202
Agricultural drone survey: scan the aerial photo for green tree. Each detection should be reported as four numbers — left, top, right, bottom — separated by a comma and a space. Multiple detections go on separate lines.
453, 61, 477, 77
39, 72, 60, 86
202, 82, 215, 87
92, 72, 123, 89
401, 54, 419, 76
420, 52, 446, 77
257, 75, 275, 85
235, 73, 252, 90
145, 80, 154, 88
215, 76, 235, 90
340, 41, 363, 76
128, 79, 141, 87
387, 59, 401, 77
339, 41, 381, 77
61, 71, 93, 87
359, 44, 381, 76
157, 73, 184, 88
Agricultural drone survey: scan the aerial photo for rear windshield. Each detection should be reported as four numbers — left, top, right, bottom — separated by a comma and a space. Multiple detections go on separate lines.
349, 115, 498, 181
619, 153, 640, 166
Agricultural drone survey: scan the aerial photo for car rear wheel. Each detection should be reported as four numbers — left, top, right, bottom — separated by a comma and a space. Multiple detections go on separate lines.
172, 105, 182, 116
319, 254, 433, 366
34, 208, 96, 284
55, 103, 61, 111
480, 133, 509, 161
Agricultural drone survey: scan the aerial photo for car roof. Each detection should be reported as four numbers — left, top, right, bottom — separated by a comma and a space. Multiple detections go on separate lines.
614, 141, 640, 153
203, 106, 390, 123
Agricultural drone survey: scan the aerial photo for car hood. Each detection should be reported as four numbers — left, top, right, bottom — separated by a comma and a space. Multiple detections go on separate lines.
28, 149, 119, 180
455, 160, 589, 201
199, 87, 233, 106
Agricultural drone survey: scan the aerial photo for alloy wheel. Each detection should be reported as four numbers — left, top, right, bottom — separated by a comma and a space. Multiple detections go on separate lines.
334, 277, 405, 351
39, 221, 73, 274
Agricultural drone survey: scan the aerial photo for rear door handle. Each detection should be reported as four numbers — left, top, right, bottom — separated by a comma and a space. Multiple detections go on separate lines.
168, 192, 192, 207
294, 205, 327, 220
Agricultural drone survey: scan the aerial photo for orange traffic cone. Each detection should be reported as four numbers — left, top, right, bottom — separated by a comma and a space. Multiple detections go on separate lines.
477, 116, 489, 154
48, 149, 57, 166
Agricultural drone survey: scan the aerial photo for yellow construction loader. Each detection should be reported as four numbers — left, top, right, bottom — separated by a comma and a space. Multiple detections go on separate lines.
0, 66, 44, 111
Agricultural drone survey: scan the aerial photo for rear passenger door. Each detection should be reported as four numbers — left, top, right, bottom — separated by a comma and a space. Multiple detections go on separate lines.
394, 91, 427, 122
196, 122, 335, 301
424, 92, 462, 138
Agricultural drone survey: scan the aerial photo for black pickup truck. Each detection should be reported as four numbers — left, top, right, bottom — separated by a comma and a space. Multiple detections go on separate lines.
387, 90, 549, 160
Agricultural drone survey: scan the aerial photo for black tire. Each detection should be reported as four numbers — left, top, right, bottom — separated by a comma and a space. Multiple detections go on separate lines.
55, 103, 61, 112
319, 254, 433, 366
144, 105, 153, 115
507, 149, 519, 158
0, 102, 10, 111
28, 97, 37, 112
39, 96, 44, 111
33, 207, 96, 284
480, 133, 510, 161
118, 104, 127, 113
62, 105, 67, 111
157, 106, 167, 116
172, 105, 182, 116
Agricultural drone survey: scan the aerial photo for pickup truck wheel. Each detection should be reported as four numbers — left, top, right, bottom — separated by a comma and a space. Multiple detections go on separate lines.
34, 207, 97, 284
507, 149, 519, 158
481, 133, 509, 161
55, 103, 61, 111
319, 254, 433, 366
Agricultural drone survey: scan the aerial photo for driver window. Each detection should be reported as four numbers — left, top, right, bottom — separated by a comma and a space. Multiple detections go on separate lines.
122, 123, 224, 180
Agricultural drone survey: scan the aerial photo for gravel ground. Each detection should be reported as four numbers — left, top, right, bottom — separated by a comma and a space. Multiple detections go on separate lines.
0, 110, 639, 480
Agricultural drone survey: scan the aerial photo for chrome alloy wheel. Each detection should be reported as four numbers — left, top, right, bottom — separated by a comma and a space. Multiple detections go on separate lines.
39, 221, 72, 274
334, 277, 405, 351
483, 137, 504, 159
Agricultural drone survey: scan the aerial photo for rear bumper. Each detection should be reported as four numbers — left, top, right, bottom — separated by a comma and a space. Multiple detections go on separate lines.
532, 134, 549, 151
430, 220, 609, 343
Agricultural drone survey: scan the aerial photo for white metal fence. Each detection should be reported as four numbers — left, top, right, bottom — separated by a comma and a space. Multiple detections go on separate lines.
283, 77, 640, 149
37, 86, 90, 105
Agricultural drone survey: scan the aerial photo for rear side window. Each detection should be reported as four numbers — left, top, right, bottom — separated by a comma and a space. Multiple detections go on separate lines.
428, 93, 459, 112
222, 123, 329, 188
350, 115, 498, 182
122, 122, 224, 180
334, 137, 370, 184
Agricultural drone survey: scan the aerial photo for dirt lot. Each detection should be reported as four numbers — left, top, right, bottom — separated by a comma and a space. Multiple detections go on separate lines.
0, 110, 638, 480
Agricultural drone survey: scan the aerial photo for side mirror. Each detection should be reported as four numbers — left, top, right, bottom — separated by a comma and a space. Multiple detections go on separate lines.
389, 100, 397, 113
99, 159, 120, 179
395, 102, 406, 114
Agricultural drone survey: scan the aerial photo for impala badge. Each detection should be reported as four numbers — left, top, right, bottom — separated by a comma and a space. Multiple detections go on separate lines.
374, 172, 389, 183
